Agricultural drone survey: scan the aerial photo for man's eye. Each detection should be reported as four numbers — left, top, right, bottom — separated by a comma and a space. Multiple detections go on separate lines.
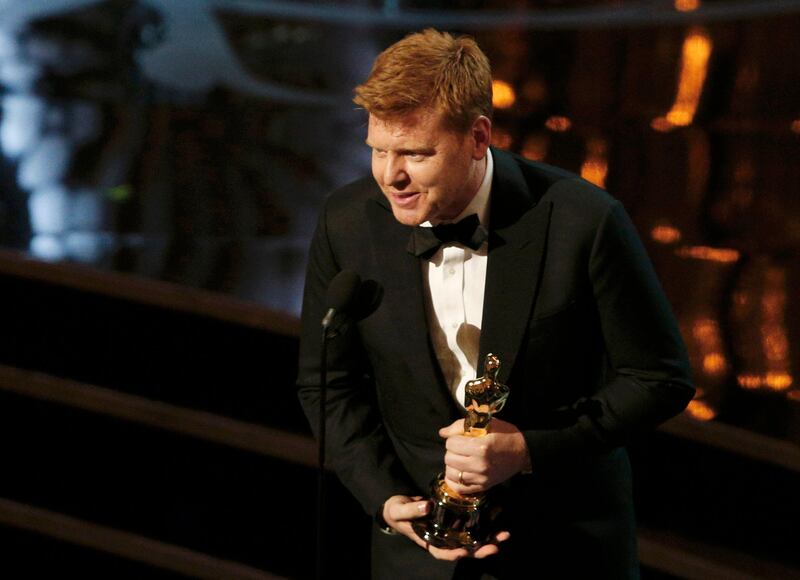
408, 153, 425, 161
373, 149, 387, 158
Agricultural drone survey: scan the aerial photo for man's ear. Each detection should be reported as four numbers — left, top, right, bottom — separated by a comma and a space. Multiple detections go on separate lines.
471, 115, 492, 159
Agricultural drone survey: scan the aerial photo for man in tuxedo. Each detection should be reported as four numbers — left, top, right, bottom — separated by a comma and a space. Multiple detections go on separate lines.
297, 29, 693, 579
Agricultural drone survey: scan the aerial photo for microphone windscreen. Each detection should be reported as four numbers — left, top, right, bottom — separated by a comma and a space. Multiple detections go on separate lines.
325, 270, 362, 313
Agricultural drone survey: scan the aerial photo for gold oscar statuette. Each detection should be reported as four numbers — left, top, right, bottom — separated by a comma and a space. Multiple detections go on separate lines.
412, 353, 510, 551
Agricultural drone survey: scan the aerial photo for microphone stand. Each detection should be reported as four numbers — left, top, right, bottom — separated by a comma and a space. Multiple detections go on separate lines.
314, 270, 364, 579
317, 320, 332, 580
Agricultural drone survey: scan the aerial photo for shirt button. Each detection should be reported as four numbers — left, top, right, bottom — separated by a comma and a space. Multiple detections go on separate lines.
448, 268, 455, 275
451, 323, 458, 329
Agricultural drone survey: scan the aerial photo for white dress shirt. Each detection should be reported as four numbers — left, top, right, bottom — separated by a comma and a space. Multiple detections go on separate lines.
421, 149, 493, 409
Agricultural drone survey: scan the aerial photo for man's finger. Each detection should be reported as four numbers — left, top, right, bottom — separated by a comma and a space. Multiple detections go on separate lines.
443, 476, 485, 496
438, 419, 465, 438
473, 544, 500, 559
444, 434, 490, 458
409, 527, 510, 561
444, 435, 474, 455
387, 499, 430, 522
443, 451, 471, 472
428, 545, 470, 561
400, 522, 472, 562
442, 466, 484, 492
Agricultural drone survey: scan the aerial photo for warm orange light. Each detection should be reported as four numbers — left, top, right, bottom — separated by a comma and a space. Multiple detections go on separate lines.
491, 127, 513, 149
703, 353, 727, 375
676, 246, 740, 263
685, 399, 716, 421
762, 294, 784, 318
663, 28, 713, 128
492, 79, 516, 110
759, 267, 792, 385
792, 119, 800, 134
675, 0, 700, 11
692, 318, 719, 341
651, 225, 682, 244
521, 134, 549, 161
545, 115, 572, 132
737, 373, 793, 391
762, 327, 788, 361
692, 320, 728, 378
581, 161, 607, 188
738, 374, 763, 390
765, 372, 793, 391
651, 117, 676, 133
666, 110, 693, 126
580, 137, 608, 188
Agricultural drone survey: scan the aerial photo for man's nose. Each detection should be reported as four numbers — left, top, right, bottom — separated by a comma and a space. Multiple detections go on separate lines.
383, 155, 409, 187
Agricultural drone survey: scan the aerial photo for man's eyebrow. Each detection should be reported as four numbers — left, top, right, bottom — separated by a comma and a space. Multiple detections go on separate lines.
397, 147, 434, 155
364, 142, 435, 155
395, 147, 435, 155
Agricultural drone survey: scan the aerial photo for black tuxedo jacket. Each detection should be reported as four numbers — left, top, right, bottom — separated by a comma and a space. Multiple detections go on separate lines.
297, 148, 693, 579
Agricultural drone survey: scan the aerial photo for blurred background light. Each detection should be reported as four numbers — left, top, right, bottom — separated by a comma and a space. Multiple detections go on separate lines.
685, 398, 717, 421
490, 126, 513, 149
545, 115, 571, 132
677, 246, 740, 263
491, 79, 516, 109
521, 133, 548, 161
28, 186, 69, 235
580, 137, 609, 188
660, 27, 713, 130
675, 0, 701, 13
651, 225, 683, 244
0, 95, 45, 158
29, 234, 65, 261
17, 136, 71, 191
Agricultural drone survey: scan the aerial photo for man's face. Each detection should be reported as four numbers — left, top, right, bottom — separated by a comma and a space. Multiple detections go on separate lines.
366, 109, 490, 226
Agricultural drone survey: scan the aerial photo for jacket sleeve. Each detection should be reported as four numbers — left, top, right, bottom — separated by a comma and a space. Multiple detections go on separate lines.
296, 198, 417, 517
522, 198, 695, 467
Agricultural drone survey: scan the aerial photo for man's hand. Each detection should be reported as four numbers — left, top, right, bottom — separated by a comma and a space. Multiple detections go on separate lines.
439, 418, 531, 496
382, 495, 510, 561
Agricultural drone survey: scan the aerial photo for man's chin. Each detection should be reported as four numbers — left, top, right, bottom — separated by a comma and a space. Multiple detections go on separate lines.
390, 206, 427, 227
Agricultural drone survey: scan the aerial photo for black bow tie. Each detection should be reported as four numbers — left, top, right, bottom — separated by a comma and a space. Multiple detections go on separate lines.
407, 214, 488, 259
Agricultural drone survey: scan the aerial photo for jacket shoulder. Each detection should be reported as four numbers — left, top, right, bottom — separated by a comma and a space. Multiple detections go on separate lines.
324, 175, 381, 215
313, 175, 397, 269
318, 175, 387, 238
509, 152, 617, 217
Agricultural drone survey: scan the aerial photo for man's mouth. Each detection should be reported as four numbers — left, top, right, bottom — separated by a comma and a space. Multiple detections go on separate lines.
390, 191, 421, 208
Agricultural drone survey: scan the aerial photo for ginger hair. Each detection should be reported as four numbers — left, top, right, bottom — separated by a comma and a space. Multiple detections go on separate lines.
353, 29, 493, 131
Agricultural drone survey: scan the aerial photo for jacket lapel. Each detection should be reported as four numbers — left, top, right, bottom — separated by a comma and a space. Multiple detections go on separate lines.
366, 196, 461, 421
364, 147, 553, 417
479, 149, 553, 385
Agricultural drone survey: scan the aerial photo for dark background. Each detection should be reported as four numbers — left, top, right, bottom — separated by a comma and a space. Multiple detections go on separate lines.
0, 1, 798, 578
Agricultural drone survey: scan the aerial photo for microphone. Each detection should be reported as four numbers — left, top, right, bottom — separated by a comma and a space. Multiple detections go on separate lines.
316, 268, 364, 580
321, 270, 362, 329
